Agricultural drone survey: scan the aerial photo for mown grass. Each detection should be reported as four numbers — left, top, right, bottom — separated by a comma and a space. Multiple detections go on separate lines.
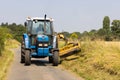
0, 39, 20, 80
60, 40, 120, 80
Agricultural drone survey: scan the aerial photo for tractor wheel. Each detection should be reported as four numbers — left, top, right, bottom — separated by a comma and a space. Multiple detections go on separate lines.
53, 51, 59, 66
25, 50, 31, 65
49, 56, 53, 63
20, 52, 25, 63
21, 43, 25, 63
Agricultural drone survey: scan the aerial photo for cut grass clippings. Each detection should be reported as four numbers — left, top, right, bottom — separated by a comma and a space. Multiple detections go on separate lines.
0, 39, 20, 80
61, 41, 120, 80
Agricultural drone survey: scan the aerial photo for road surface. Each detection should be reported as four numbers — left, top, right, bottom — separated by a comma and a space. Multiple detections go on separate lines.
7, 48, 83, 80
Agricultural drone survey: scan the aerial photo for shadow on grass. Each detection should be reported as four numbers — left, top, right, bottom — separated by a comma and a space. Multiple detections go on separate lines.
60, 56, 79, 64
64, 57, 79, 61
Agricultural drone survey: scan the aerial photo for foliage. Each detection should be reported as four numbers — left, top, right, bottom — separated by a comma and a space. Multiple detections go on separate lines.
1, 23, 26, 42
61, 31, 70, 38
1, 16, 120, 47
0, 27, 12, 56
103, 16, 110, 32
97, 28, 106, 36
102, 16, 113, 41
61, 16, 120, 41
74, 32, 81, 38
111, 20, 120, 38
0, 22, 24, 55
0, 39, 20, 80
70, 32, 78, 39
62, 16, 120, 41
87, 30, 97, 40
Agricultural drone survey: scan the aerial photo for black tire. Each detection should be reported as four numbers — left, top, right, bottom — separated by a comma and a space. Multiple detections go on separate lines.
53, 51, 59, 66
25, 50, 31, 65
21, 43, 25, 63
49, 56, 53, 63
56, 38, 58, 48
20, 52, 25, 63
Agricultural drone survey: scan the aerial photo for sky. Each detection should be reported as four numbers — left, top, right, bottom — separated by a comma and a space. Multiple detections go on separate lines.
0, 0, 120, 33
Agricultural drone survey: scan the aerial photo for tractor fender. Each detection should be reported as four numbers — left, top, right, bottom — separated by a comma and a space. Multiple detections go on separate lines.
53, 36, 58, 48
51, 48, 59, 53
23, 33, 30, 49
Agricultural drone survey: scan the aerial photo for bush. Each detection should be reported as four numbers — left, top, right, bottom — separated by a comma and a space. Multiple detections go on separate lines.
0, 27, 12, 56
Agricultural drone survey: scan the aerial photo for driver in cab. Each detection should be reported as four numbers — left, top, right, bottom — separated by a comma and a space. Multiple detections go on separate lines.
37, 24, 44, 34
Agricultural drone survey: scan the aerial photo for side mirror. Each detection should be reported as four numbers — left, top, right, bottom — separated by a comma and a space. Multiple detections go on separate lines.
24, 22, 27, 27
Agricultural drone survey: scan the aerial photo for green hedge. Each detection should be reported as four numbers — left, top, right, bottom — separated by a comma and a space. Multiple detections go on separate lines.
0, 27, 12, 56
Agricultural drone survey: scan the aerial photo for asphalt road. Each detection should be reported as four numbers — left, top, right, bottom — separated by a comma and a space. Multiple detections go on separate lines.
7, 48, 83, 80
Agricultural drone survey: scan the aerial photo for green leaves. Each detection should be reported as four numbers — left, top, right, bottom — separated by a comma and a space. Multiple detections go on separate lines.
111, 20, 120, 37
0, 27, 12, 55
1, 23, 26, 42
70, 32, 78, 39
103, 16, 110, 31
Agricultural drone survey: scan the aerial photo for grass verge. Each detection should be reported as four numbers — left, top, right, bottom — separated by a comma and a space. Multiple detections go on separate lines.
0, 39, 20, 80
61, 41, 120, 80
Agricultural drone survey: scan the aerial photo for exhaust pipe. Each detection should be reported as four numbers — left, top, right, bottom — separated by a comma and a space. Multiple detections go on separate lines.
44, 14, 47, 34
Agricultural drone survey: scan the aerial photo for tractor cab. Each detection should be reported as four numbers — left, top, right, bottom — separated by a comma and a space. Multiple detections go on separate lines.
25, 17, 53, 35
21, 15, 59, 66
25, 17, 54, 45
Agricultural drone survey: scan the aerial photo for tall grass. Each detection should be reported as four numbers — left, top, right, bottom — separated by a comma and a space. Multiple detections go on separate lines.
0, 26, 20, 80
0, 40, 20, 80
0, 27, 12, 56
61, 40, 120, 80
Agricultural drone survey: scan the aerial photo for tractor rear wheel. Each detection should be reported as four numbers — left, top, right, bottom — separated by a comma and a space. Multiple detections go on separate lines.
49, 56, 53, 63
25, 50, 31, 65
53, 51, 59, 66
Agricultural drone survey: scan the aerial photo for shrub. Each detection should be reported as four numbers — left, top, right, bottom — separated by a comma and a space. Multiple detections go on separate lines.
0, 27, 12, 56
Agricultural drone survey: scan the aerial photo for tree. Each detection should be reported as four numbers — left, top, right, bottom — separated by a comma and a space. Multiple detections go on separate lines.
103, 16, 110, 31
82, 31, 89, 37
74, 32, 81, 39
89, 29, 97, 36
70, 32, 78, 39
97, 28, 106, 36
111, 20, 120, 38
1, 22, 26, 42
88, 29, 97, 40
0, 27, 12, 55
61, 31, 70, 38
103, 16, 112, 41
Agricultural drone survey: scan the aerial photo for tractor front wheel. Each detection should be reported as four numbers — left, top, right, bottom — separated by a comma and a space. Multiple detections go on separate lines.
21, 42, 25, 63
21, 53, 25, 63
49, 56, 53, 63
20, 46, 25, 63
53, 51, 59, 66
25, 50, 31, 65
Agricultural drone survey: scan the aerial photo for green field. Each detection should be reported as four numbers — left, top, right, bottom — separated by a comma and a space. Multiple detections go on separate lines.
61, 41, 120, 80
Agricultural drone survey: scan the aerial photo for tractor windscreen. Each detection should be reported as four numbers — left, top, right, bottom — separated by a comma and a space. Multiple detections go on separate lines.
32, 20, 52, 35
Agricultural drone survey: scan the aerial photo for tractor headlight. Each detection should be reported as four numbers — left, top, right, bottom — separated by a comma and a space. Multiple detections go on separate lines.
44, 44, 48, 47
39, 44, 42, 46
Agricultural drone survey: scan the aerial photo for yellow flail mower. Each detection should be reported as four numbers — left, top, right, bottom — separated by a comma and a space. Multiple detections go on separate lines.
57, 33, 81, 58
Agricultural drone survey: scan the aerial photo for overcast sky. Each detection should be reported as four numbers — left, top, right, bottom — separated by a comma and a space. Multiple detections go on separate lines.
0, 0, 120, 33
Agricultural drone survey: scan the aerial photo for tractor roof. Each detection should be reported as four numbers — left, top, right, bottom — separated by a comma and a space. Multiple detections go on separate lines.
26, 17, 54, 21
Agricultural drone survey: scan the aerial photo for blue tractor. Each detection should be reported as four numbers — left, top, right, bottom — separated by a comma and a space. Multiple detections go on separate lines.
21, 15, 59, 66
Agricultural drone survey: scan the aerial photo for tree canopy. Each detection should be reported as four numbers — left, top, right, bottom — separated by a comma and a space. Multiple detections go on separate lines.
0, 23, 26, 42
111, 20, 120, 38
103, 16, 110, 31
